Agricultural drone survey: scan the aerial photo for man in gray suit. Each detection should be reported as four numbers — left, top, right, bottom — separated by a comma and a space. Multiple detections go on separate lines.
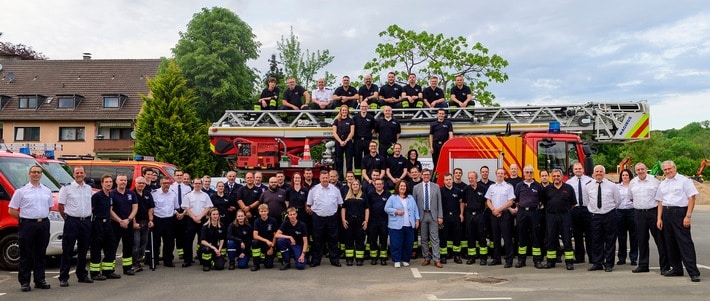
413, 169, 444, 268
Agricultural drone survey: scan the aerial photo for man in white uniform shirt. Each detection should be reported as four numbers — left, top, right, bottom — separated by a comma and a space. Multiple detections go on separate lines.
151, 177, 180, 267
628, 163, 668, 274
655, 160, 700, 282
485, 168, 516, 268
584, 165, 621, 272
566, 162, 593, 263
58, 167, 94, 287
181, 178, 212, 268
310, 78, 334, 110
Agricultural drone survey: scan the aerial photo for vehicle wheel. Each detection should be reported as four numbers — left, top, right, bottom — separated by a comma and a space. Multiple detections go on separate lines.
0, 234, 20, 270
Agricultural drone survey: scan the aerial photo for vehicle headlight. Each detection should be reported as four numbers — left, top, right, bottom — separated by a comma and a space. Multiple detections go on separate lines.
48, 211, 63, 222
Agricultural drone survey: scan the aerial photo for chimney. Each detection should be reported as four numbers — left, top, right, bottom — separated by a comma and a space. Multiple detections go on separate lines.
82, 52, 92, 60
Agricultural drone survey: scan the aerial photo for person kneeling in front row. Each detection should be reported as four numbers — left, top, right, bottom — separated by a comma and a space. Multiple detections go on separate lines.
275, 207, 309, 270
198, 208, 226, 271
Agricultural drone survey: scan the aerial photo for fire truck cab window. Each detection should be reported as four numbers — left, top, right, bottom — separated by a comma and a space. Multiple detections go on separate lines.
537, 141, 568, 175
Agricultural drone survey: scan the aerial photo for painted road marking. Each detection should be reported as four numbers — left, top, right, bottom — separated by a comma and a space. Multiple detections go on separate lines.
426, 295, 512, 301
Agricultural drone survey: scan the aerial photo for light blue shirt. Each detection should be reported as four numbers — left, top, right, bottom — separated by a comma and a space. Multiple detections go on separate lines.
384, 194, 419, 230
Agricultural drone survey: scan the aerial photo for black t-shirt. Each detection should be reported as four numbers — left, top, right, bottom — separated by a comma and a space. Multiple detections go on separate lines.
358, 84, 379, 101
110, 189, 137, 219
134, 189, 155, 222
201, 224, 226, 246
237, 185, 263, 217
332, 117, 354, 141
387, 155, 408, 179
279, 220, 308, 246
259, 188, 287, 220
210, 193, 230, 218
450, 84, 472, 103
543, 183, 577, 213
283, 85, 307, 108
333, 86, 358, 101
260, 87, 280, 101
353, 113, 376, 139
462, 184, 488, 212
453, 181, 467, 192
285, 186, 309, 210
366, 189, 391, 222
254, 216, 279, 241
402, 84, 422, 97
440, 185, 462, 214
430, 120, 453, 143
514, 181, 544, 208
423, 86, 444, 104
506, 177, 523, 188
226, 223, 253, 246
362, 154, 386, 175
379, 83, 402, 100
404, 160, 422, 173
342, 194, 369, 219
91, 190, 112, 219
375, 117, 401, 146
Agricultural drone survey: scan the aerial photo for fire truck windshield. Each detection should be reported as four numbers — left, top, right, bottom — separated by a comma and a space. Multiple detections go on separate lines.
0, 157, 62, 192
39, 161, 74, 186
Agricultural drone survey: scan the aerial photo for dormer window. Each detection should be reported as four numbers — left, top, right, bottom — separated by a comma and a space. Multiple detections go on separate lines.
56, 94, 84, 109
18, 94, 46, 109
102, 94, 127, 109
0, 95, 10, 110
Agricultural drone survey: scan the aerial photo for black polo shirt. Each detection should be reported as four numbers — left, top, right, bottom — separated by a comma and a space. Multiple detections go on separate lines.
440, 185, 462, 215
402, 84, 422, 98
358, 84, 379, 101
367, 190, 391, 222
362, 154, 386, 175
387, 155, 408, 179
423, 86, 444, 104
91, 190, 113, 219
237, 185, 263, 217
343, 195, 369, 219
210, 193, 230, 217
285, 186, 309, 210
333, 86, 358, 101
200, 224, 226, 246
260, 87, 280, 101
430, 119, 453, 143
514, 181, 544, 208
379, 83, 402, 100
283, 85, 307, 108
279, 220, 308, 246
462, 184, 488, 212
254, 216, 279, 241
453, 181, 467, 192
134, 189, 155, 222
404, 160, 422, 173
543, 183, 577, 213
450, 84, 472, 103
110, 189, 137, 219
375, 117, 401, 146
226, 223, 253, 244
353, 113, 376, 139
332, 117, 354, 141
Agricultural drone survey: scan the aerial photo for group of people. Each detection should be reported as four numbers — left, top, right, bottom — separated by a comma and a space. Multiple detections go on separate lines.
9, 157, 701, 292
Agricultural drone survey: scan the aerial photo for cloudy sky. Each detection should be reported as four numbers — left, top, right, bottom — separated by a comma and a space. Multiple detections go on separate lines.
2, 0, 708, 130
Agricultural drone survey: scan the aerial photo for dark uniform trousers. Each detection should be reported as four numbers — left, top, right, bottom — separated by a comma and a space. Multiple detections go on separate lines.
431, 141, 444, 170
616, 208, 638, 262
571, 206, 592, 262
517, 207, 543, 262
490, 211, 514, 264
635, 208, 669, 270
465, 210, 488, 260
662, 206, 700, 277
59, 216, 91, 281
343, 214, 366, 260
112, 220, 135, 270
173, 214, 187, 258
545, 211, 574, 263
18, 218, 50, 285
184, 220, 203, 264
152, 216, 175, 265
334, 140, 354, 180
90, 218, 117, 275
312, 213, 340, 264
353, 138, 371, 174
590, 210, 617, 267
439, 211, 462, 257
368, 220, 389, 259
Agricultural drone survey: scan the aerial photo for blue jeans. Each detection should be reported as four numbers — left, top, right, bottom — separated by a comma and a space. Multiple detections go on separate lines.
277, 238, 306, 270
389, 226, 415, 263
226, 240, 250, 269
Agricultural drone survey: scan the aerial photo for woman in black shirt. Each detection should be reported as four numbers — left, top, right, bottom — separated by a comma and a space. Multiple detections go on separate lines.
198, 208, 226, 271
210, 182, 230, 226
226, 209, 253, 270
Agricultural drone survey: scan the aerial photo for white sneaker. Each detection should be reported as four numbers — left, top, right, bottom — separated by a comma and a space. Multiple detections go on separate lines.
402, 262, 410, 267
394, 262, 401, 268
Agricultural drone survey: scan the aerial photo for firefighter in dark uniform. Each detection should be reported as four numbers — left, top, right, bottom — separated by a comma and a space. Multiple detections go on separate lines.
401, 73, 424, 109
285, 173, 311, 258
542, 169, 577, 270
439, 173, 464, 264
367, 179, 391, 265
333, 75, 359, 108
384, 143, 408, 191
110, 174, 138, 275
210, 182, 231, 226
226, 209, 253, 270
8, 165, 54, 292
251, 204, 279, 271
375, 106, 401, 157
359, 74, 380, 109
353, 102, 377, 179
260, 177, 288, 225
361, 141, 386, 184
332, 105, 355, 180
341, 181, 369, 266
237, 172, 263, 224
89, 174, 120, 280
275, 207, 310, 270
513, 165, 545, 269
198, 208, 226, 271
462, 171, 489, 265
132, 177, 155, 272
378, 71, 403, 108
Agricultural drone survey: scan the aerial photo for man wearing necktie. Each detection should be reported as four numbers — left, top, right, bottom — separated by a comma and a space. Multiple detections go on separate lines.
566, 162, 593, 263
413, 169, 443, 268
170, 171, 191, 260
584, 165, 621, 272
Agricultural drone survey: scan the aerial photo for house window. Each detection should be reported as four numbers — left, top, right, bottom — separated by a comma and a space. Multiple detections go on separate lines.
14, 127, 40, 141
0, 95, 10, 109
59, 127, 85, 141
58, 98, 76, 108
103, 97, 120, 108
109, 128, 133, 139
19, 96, 39, 109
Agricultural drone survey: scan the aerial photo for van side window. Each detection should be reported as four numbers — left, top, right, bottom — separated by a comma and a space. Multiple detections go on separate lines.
86, 166, 134, 189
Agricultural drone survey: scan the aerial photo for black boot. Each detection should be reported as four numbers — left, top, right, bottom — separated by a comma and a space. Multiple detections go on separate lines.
534, 260, 545, 269
544, 261, 556, 269
454, 255, 463, 264
346, 258, 354, 266
380, 258, 387, 266
371, 258, 378, 265
251, 258, 261, 271
440, 257, 447, 264
356, 259, 364, 266
228, 260, 235, 270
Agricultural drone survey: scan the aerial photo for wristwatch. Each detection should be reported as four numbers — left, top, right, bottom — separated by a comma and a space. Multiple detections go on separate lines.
686, 214, 692, 218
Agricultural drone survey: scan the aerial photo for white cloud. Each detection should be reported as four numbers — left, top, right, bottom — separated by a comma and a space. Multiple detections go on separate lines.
650, 90, 710, 130
616, 80, 643, 88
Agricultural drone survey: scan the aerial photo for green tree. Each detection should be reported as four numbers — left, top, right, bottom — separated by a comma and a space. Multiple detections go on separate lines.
364, 25, 509, 106
277, 27, 335, 89
172, 7, 261, 121
134, 59, 216, 177
0, 32, 48, 59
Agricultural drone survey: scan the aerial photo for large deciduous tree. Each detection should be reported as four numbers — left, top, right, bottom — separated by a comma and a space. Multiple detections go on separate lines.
277, 27, 335, 89
172, 7, 261, 121
134, 59, 216, 177
364, 25, 509, 106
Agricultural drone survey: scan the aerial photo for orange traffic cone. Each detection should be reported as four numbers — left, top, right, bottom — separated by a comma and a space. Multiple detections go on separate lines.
303, 139, 311, 161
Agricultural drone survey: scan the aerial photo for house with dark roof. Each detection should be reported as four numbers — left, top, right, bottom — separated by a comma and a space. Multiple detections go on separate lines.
0, 56, 160, 159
